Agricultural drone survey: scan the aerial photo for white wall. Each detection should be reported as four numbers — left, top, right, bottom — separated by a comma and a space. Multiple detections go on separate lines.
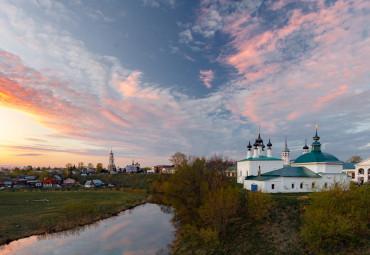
237, 160, 283, 184
244, 173, 350, 193
292, 162, 343, 174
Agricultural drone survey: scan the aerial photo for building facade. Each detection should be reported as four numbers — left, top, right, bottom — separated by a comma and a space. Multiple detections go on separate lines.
242, 127, 351, 193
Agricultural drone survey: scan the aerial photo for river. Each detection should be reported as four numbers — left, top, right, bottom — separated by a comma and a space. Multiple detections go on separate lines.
0, 203, 175, 255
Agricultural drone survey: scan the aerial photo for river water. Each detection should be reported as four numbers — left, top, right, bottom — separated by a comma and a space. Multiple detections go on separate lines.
0, 203, 175, 255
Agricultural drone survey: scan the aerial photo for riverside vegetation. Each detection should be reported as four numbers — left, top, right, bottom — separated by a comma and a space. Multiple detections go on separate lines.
151, 155, 370, 255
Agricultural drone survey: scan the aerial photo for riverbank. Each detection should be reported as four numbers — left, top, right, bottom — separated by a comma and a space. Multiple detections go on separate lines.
0, 190, 148, 245
170, 190, 369, 255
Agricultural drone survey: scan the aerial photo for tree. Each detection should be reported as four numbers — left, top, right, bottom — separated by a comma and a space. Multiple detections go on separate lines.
96, 163, 103, 173
198, 186, 239, 234
87, 163, 94, 169
348, 155, 362, 163
77, 162, 85, 170
169, 152, 187, 167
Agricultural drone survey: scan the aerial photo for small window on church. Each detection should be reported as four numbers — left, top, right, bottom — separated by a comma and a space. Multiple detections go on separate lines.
324, 183, 328, 188
300, 183, 303, 189
312, 182, 315, 188
271, 184, 275, 189
240, 171, 242, 176
292, 183, 294, 189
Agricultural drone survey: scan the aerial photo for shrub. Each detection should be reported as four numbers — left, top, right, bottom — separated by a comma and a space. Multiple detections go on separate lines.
246, 191, 274, 221
301, 184, 369, 253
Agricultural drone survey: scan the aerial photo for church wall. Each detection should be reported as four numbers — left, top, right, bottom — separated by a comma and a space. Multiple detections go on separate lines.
244, 174, 350, 193
237, 160, 283, 184
292, 162, 343, 174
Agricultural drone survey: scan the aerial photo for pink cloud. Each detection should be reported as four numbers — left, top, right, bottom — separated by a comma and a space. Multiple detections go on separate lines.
200, 69, 214, 88
206, 0, 370, 130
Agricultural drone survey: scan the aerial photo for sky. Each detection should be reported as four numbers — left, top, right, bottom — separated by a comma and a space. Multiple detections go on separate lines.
0, 0, 369, 168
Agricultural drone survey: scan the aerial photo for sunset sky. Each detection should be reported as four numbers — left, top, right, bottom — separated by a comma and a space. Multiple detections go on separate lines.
0, 0, 369, 168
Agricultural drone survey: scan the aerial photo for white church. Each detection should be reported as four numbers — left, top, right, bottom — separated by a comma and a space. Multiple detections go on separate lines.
237, 126, 351, 193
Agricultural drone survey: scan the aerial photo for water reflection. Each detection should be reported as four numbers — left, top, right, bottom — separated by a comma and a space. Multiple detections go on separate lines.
0, 203, 175, 255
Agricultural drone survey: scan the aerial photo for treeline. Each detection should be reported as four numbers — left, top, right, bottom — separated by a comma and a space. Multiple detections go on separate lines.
151, 155, 273, 248
152, 154, 369, 254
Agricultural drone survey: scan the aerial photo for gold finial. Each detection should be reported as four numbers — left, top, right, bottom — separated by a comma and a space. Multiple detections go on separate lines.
316, 124, 318, 131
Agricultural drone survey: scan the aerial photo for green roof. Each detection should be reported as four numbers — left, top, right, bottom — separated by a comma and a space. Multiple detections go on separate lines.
343, 163, 356, 169
294, 151, 341, 164
245, 166, 321, 181
239, 156, 282, 162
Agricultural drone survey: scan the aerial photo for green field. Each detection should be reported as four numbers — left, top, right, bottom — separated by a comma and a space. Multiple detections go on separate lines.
0, 190, 147, 245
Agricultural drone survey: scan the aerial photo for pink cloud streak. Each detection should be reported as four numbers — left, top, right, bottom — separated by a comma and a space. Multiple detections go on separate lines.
200, 69, 214, 88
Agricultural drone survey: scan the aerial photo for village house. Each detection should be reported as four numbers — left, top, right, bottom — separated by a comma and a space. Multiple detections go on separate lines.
84, 179, 104, 188
42, 177, 53, 188
150, 165, 175, 173
63, 178, 76, 187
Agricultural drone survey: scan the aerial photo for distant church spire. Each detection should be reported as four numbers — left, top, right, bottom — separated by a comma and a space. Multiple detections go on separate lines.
108, 148, 116, 171
282, 136, 290, 166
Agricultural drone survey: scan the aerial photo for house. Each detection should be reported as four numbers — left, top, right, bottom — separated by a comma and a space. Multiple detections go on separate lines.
84, 179, 104, 188
343, 163, 356, 181
51, 175, 62, 184
42, 177, 53, 188
354, 159, 370, 184
161, 167, 176, 174
151, 165, 175, 173
27, 180, 42, 187
242, 127, 350, 193
63, 178, 76, 187
125, 165, 138, 174
84, 180, 94, 188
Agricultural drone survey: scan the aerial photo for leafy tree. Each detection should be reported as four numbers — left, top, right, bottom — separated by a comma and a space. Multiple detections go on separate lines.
198, 186, 239, 235
301, 184, 369, 253
87, 163, 94, 169
96, 163, 103, 173
246, 191, 273, 221
169, 152, 187, 167
348, 155, 362, 163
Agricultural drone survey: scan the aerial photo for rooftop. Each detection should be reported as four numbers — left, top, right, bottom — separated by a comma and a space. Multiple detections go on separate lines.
245, 166, 322, 181
239, 156, 282, 162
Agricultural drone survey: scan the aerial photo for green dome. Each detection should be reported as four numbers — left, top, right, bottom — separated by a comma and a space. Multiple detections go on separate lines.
294, 151, 340, 164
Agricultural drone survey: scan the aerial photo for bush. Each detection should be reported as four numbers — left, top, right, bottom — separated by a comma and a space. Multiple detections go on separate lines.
301, 184, 369, 253
246, 191, 274, 221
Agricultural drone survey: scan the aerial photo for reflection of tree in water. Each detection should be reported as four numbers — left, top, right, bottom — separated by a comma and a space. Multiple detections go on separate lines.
160, 205, 173, 214
36, 221, 100, 241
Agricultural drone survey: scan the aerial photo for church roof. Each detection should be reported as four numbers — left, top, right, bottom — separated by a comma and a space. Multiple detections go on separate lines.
239, 156, 282, 162
245, 166, 321, 181
343, 163, 356, 169
294, 151, 341, 164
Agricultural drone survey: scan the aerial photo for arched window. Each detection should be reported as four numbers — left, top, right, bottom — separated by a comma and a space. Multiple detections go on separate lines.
368, 169, 370, 175
359, 168, 364, 175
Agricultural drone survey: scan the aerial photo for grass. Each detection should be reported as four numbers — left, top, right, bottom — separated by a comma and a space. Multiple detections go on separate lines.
0, 190, 147, 245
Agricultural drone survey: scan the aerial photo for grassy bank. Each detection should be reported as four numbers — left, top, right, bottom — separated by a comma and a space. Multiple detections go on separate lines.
0, 190, 147, 245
